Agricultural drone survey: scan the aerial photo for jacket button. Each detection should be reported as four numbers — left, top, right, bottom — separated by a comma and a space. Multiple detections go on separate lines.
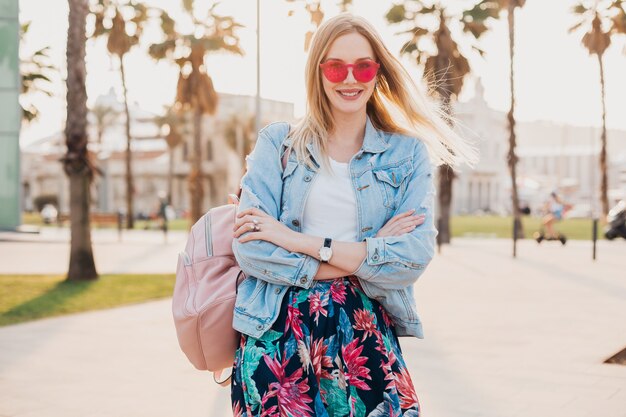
356, 154, 362, 160
372, 254, 380, 261
292, 219, 300, 226
304, 175, 312, 182
256, 324, 263, 331
299, 275, 308, 284
274, 287, 281, 294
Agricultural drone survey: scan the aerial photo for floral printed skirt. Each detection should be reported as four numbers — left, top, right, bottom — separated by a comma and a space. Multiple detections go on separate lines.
230, 276, 422, 417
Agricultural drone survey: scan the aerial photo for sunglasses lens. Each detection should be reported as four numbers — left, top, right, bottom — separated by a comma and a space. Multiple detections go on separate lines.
322, 61, 347, 83
354, 61, 378, 82
321, 60, 379, 83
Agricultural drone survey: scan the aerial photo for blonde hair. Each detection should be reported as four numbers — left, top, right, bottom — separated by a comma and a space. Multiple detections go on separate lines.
288, 12, 478, 172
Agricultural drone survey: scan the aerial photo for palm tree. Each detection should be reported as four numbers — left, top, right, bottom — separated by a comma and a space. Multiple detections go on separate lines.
569, 0, 626, 219
19, 22, 56, 124
385, 2, 490, 245
149, 1, 244, 224
89, 100, 121, 147
153, 105, 186, 204
285, 0, 335, 51
285, 0, 354, 49
62, 0, 98, 281
223, 113, 256, 179
90, 0, 150, 229
467, 0, 526, 256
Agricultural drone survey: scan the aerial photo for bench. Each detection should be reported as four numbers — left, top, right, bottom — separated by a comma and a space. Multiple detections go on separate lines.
57, 212, 123, 228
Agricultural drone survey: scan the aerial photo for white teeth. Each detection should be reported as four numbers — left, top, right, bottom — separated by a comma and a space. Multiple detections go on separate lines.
338, 90, 361, 97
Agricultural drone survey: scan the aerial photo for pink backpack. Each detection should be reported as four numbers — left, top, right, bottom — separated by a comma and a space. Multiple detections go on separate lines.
173, 197, 241, 383
173, 139, 291, 385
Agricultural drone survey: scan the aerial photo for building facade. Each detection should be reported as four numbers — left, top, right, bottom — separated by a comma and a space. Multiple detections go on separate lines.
0, 0, 21, 229
21, 91, 295, 218
451, 79, 626, 216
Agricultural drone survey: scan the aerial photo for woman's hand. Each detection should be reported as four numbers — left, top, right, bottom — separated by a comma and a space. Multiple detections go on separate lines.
233, 207, 296, 249
374, 209, 425, 238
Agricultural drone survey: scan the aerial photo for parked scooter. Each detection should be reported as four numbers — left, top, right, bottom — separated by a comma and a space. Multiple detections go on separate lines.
605, 200, 626, 240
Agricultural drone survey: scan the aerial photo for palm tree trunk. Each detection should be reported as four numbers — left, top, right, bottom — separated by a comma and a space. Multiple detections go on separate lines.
597, 53, 609, 220
189, 107, 204, 224
119, 56, 134, 229
64, 0, 97, 281
508, 2, 524, 257
437, 93, 455, 245
168, 145, 174, 205
236, 122, 246, 179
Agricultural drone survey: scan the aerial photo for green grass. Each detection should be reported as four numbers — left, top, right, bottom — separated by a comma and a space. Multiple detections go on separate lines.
0, 274, 175, 327
22, 212, 45, 227
22, 212, 190, 231
23, 212, 597, 239
133, 219, 189, 231
451, 216, 594, 240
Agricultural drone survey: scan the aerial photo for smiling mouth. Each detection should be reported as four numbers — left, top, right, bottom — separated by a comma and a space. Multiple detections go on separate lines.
336, 89, 363, 98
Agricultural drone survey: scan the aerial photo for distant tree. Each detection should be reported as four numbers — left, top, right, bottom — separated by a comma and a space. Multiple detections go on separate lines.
569, 0, 626, 219
153, 105, 186, 205
223, 113, 256, 179
89, 99, 121, 147
19, 22, 56, 124
149, 1, 244, 224
465, 0, 527, 256
285, 0, 329, 51
62, 0, 98, 281
90, 0, 151, 228
385, 1, 490, 245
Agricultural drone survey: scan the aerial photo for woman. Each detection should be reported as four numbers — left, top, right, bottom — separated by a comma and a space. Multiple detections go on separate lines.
230, 13, 476, 417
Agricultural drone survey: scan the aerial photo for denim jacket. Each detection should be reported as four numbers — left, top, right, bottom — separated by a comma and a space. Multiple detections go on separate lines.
232, 115, 438, 339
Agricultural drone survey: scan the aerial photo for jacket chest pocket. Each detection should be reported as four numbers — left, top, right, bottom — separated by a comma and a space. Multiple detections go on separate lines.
372, 160, 413, 209
280, 160, 298, 221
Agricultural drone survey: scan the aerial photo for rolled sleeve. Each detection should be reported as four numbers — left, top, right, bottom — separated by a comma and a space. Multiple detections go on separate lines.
353, 140, 438, 290
232, 123, 321, 289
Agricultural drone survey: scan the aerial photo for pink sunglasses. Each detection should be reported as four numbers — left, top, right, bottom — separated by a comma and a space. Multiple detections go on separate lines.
319, 59, 380, 83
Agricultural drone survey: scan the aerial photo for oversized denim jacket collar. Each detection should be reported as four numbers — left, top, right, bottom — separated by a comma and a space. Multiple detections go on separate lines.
300, 116, 390, 167
231, 114, 438, 339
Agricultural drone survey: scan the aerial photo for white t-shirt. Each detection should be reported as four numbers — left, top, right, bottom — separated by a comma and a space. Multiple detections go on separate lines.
301, 157, 359, 242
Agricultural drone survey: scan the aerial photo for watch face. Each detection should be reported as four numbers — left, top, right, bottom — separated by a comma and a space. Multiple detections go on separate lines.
319, 246, 332, 261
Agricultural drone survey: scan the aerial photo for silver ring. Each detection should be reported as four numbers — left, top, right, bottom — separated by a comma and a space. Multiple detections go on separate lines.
252, 218, 259, 225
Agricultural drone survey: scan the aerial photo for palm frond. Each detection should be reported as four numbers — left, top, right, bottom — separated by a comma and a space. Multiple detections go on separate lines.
385, 4, 407, 24
568, 19, 586, 34
572, 3, 589, 15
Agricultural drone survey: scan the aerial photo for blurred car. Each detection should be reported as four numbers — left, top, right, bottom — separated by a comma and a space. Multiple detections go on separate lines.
605, 200, 626, 240
40, 204, 58, 224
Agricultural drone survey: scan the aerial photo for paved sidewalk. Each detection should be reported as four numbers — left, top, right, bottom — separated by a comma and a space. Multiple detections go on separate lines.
0, 228, 187, 274
1, 236, 625, 417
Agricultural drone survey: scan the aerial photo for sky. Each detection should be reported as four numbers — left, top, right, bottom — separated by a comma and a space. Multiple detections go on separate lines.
18, 0, 626, 145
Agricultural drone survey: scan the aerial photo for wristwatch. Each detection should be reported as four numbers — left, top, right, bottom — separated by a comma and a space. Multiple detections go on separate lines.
318, 237, 333, 262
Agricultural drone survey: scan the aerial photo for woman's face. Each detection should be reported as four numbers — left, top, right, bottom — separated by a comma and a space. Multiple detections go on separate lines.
320, 32, 377, 117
